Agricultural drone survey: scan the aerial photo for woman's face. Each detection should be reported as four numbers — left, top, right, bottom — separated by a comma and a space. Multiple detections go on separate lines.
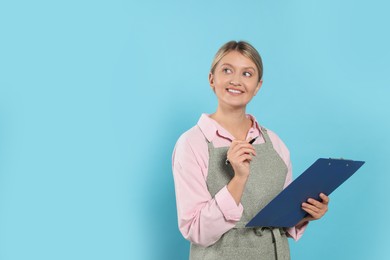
209, 51, 262, 109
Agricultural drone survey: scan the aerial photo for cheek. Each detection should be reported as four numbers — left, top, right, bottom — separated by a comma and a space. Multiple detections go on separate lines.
214, 77, 229, 86
249, 80, 260, 90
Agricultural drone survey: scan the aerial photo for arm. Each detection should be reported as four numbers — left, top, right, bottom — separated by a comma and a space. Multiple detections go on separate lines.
172, 135, 244, 247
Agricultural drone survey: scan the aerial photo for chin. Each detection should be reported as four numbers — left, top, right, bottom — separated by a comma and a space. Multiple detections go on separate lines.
222, 100, 248, 109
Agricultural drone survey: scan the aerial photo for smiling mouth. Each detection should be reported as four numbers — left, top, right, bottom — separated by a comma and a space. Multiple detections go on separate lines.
226, 88, 244, 94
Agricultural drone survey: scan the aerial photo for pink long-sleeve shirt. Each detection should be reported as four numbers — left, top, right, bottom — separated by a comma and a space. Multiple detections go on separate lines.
172, 114, 307, 247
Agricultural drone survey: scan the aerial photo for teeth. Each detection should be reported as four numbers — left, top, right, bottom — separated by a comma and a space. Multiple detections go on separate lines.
227, 89, 242, 94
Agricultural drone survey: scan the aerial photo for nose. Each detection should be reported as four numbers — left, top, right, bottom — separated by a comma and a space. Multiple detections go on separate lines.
229, 80, 241, 86
229, 74, 242, 86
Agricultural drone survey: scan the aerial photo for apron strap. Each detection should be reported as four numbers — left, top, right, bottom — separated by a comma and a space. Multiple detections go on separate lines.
254, 227, 288, 260
259, 126, 273, 147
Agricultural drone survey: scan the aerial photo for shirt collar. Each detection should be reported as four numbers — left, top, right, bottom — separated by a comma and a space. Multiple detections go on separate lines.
197, 113, 262, 143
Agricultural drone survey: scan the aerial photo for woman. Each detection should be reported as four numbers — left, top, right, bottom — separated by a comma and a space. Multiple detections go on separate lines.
172, 41, 329, 260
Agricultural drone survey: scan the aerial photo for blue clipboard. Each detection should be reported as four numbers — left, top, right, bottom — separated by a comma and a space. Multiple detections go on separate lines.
246, 158, 365, 228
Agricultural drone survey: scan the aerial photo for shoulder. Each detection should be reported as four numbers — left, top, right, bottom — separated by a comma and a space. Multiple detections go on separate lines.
173, 125, 208, 164
175, 125, 206, 151
172, 124, 209, 178
175, 113, 213, 149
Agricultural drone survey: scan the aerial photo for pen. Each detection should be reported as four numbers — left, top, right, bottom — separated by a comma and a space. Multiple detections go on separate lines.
249, 136, 259, 144
225, 136, 259, 165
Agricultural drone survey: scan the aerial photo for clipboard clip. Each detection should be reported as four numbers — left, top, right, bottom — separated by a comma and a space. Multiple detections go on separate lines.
328, 158, 353, 167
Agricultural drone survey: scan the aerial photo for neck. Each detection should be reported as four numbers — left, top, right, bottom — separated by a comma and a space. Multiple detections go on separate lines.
210, 104, 251, 139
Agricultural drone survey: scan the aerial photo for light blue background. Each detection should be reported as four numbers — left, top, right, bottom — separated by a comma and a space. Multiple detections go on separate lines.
1, 0, 389, 259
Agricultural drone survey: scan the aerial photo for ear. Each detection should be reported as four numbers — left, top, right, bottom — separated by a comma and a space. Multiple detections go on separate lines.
253, 79, 263, 96
208, 72, 215, 92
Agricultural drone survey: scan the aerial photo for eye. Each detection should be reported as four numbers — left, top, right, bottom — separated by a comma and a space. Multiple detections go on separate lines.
223, 68, 232, 74
243, 71, 252, 77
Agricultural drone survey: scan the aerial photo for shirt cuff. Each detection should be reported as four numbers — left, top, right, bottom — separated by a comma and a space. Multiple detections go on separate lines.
214, 185, 243, 222
286, 221, 308, 241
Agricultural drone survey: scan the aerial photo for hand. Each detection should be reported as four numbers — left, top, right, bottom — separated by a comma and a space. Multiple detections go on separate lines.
295, 193, 329, 228
302, 193, 330, 221
226, 138, 256, 179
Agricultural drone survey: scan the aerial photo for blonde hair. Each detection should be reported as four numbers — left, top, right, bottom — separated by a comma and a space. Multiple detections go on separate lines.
210, 41, 263, 82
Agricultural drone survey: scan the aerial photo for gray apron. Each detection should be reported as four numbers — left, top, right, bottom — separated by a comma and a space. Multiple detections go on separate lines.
190, 127, 290, 260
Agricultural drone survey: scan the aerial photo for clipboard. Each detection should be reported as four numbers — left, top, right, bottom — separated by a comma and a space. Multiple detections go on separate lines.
246, 158, 365, 228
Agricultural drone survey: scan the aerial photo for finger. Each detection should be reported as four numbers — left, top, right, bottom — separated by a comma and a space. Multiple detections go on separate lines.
303, 202, 328, 217
302, 202, 321, 214
229, 140, 241, 150
230, 143, 256, 156
302, 207, 321, 219
228, 147, 256, 161
236, 146, 256, 156
236, 154, 253, 164
228, 153, 252, 164
235, 141, 255, 148
232, 139, 249, 144
228, 141, 243, 157
320, 193, 330, 204
237, 142, 256, 151
229, 140, 249, 152
306, 198, 326, 209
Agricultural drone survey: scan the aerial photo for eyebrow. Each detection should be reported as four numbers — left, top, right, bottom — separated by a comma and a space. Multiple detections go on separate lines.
221, 63, 256, 71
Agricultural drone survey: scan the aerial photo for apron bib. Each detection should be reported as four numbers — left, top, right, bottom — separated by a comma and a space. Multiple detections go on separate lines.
190, 127, 290, 260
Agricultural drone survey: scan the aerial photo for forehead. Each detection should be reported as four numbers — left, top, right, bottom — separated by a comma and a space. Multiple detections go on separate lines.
218, 51, 256, 69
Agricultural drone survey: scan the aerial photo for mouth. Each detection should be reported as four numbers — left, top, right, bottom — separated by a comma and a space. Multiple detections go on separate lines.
226, 88, 244, 95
